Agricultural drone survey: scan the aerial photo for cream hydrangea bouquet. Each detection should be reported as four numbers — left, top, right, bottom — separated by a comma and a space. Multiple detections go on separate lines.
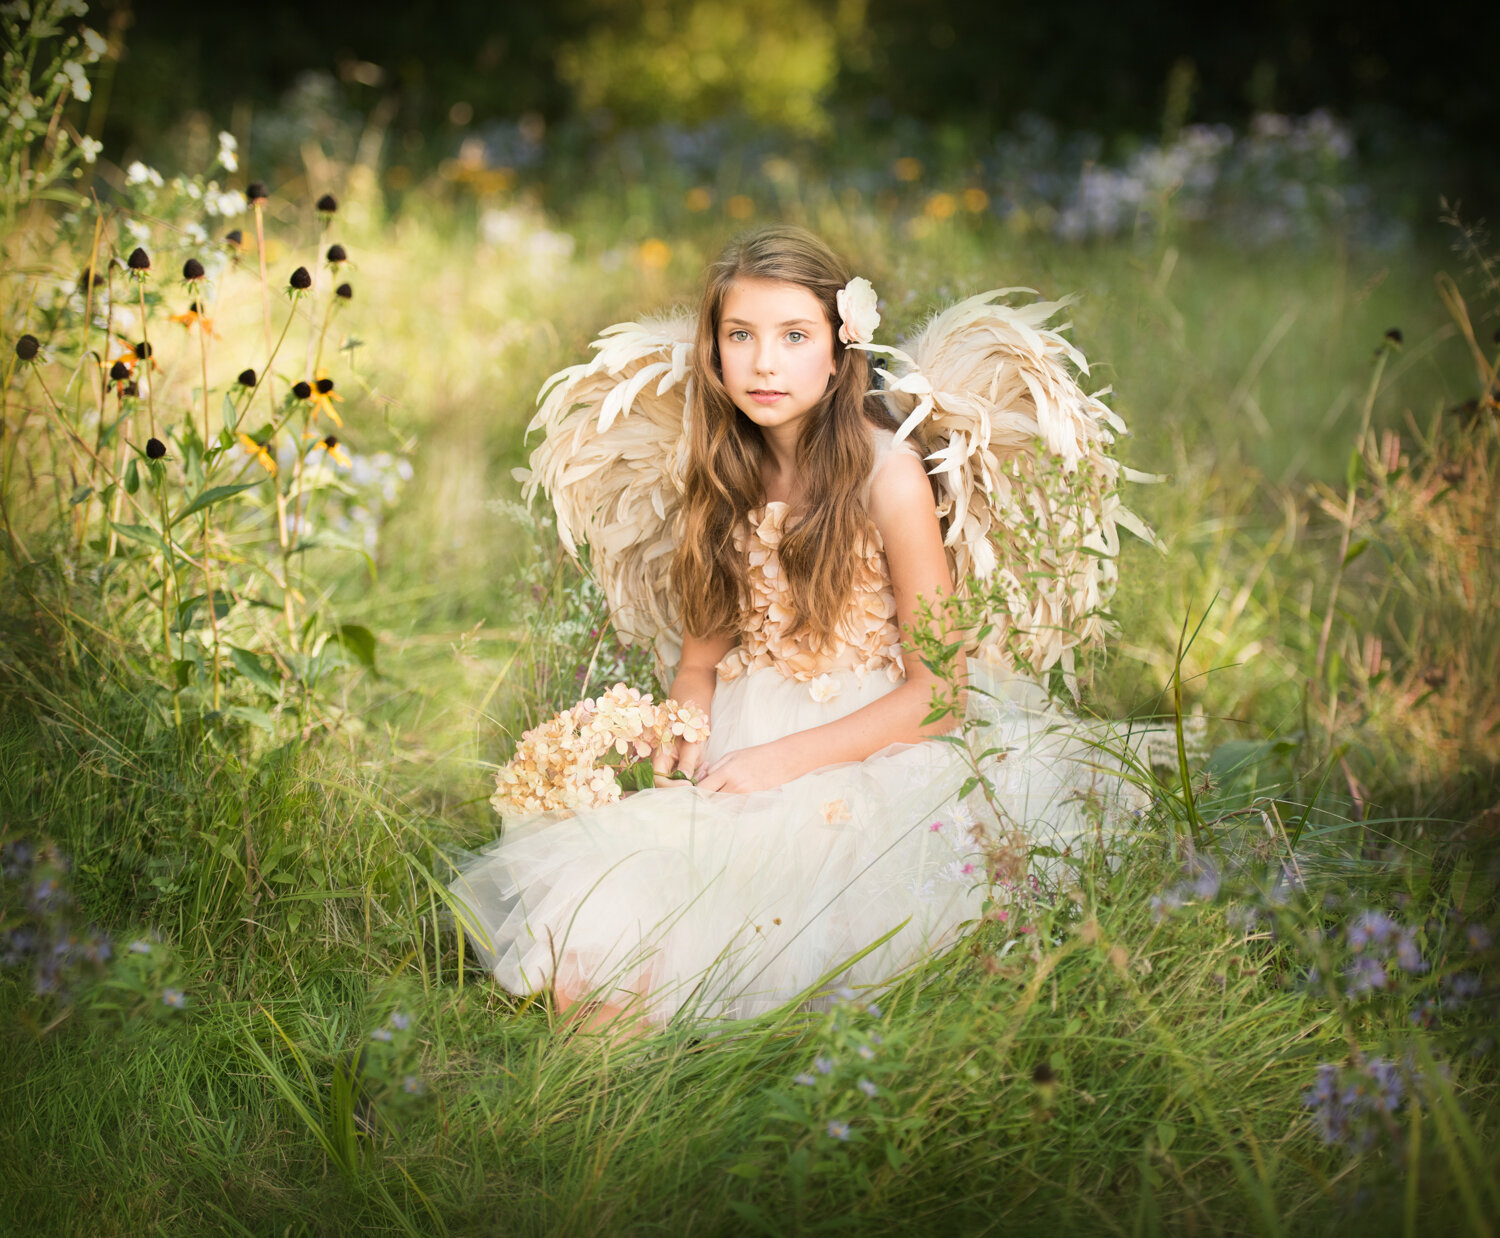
492, 683, 710, 816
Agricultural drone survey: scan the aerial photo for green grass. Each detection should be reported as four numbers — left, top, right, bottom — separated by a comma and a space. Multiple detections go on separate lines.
2, 180, 1498, 1234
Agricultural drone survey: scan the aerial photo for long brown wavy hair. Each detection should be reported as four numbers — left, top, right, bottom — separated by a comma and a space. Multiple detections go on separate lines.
672, 226, 894, 646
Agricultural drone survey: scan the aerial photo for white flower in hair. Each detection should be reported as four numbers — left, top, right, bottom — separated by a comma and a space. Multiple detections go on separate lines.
836, 277, 880, 345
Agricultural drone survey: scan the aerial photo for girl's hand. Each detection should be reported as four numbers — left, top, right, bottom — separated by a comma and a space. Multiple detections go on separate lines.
696, 741, 803, 794
652, 735, 705, 787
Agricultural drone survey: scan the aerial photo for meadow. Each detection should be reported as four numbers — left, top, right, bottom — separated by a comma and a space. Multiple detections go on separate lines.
2, 17, 1499, 1233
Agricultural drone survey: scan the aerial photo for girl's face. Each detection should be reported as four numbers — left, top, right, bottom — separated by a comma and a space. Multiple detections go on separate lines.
717, 277, 838, 436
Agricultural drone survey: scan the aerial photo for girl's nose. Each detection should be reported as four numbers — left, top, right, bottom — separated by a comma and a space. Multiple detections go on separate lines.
754, 342, 776, 374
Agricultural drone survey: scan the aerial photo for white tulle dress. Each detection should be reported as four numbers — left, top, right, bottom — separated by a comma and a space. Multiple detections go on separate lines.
451, 429, 1134, 1027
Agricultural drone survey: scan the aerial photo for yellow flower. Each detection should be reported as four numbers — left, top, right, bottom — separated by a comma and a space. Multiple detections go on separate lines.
238, 433, 277, 475
310, 368, 344, 427
169, 302, 216, 335
313, 434, 351, 468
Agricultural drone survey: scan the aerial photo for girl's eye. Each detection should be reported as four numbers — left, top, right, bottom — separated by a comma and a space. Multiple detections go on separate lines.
728, 330, 750, 342
787, 331, 806, 343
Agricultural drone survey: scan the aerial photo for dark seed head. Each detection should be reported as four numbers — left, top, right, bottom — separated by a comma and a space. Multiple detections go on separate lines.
1031, 1062, 1055, 1085
127, 247, 151, 272
146, 437, 166, 459
315, 377, 334, 394
182, 257, 205, 280
315, 193, 338, 214
292, 381, 312, 400
224, 229, 244, 247
246, 181, 268, 203
75, 268, 104, 291
1384, 328, 1403, 346
335, 282, 353, 300
323, 434, 339, 449
135, 341, 152, 359
187, 300, 204, 314
326, 243, 347, 264
14, 334, 39, 362
289, 266, 312, 290
237, 368, 257, 387
124, 381, 139, 397
109, 360, 130, 381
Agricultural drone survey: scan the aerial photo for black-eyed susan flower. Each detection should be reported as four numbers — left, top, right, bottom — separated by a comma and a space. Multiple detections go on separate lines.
335, 282, 353, 300
14, 334, 39, 362
316, 193, 338, 215
224, 228, 244, 249
246, 182, 268, 204
310, 369, 343, 426
237, 368, 257, 388
289, 266, 312, 291
292, 380, 312, 401
108, 359, 131, 384
127, 247, 151, 274
146, 437, 167, 459
170, 301, 215, 334
313, 433, 350, 468
238, 432, 277, 475
182, 257, 205, 281
326, 243, 347, 264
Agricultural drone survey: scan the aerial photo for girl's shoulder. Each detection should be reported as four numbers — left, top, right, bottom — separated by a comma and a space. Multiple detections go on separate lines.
862, 422, 923, 506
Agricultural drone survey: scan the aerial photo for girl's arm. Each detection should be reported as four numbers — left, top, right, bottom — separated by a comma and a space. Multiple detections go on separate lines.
652, 628, 736, 785
697, 451, 963, 794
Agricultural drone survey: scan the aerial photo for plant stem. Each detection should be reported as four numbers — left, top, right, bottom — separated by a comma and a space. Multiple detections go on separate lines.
135, 275, 156, 439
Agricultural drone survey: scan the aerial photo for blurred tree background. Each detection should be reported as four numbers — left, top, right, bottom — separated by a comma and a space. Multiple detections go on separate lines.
96, 0, 1495, 198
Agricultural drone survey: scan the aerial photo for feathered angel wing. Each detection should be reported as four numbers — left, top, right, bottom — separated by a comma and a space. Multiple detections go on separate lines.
865, 290, 1158, 696
515, 311, 696, 679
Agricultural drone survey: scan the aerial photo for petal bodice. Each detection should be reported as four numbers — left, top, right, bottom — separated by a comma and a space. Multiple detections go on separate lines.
714, 500, 906, 694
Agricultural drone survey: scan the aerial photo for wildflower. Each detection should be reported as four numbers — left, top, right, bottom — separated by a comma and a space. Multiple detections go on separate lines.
238, 433, 277, 475
401, 1075, 425, 1095
182, 257, 205, 281
1344, 954, 1388, 998
866, 1002, 882, 1018
1467, 924, 1492, 952
389, 1011, 411, 1031
826, 1120, 851, 1140
292, 381, 313, 401
316, 193, 338, 215
1394, 929, 1428, 974
857, 1077, 878, 1098
14, 334, 39, 362
216, 131, 238, 173
1384, 328, 1403, 347
833, 985, 856, 1003
326, 243, 347, 264
246, 181, 268, 204
128, 939, 152, 954
237, 368, 257, 388
109, 359, 130, 383
81, 27, 108, 62
929, 821, 944, 832
336, 282, 353, 300
813, 1055, 835, 1075
146, 437, 166, 460
1347, 910, 1399, 951
78, 135, 102, 163
310, 372, 344, 425
127, 247, 151, 274
370, 1027, 394, 1042
170, 301, 213, 332
224, 229, 244, 248
288, 266, 312, 291
856, 1044, 875, 1061
161, 987, 186, 1008
794, 1072, 816, 1087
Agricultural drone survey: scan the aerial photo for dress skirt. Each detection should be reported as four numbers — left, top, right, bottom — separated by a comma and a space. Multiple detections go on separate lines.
448, 663, 1136, 1026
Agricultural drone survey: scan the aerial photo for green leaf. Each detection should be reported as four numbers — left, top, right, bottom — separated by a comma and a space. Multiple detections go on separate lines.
221, 705, 274, 732
69, 484, 93, 507
293, 529, 377, 579
171, 481, 263, 526
169, 659, 196, 689
1345, 447, 1365, 491
1156, 1121, 1177, 1151
1342, 538, 1369, 566
229, 646, 282, 699
333, 624, 377, 670
222, 390, 240, 433
123, 457, 139, 495
111, 521, 170, 559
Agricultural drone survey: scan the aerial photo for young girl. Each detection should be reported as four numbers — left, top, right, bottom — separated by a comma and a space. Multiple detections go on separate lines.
451, 226, 1129, 1033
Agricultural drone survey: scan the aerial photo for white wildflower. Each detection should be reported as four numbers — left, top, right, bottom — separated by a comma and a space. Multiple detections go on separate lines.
206, 187, 246, 217
80, 26, 107, 62
216, 130, 238, 173
56, 61, 91, 101
77, 135, 101, 163
124, 218, 151, 245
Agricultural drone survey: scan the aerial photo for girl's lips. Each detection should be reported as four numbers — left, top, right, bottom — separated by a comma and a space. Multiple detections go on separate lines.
749, 390, 786, 404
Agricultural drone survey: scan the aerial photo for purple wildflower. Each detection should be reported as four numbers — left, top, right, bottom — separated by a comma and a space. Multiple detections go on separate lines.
1347, 910, 1400, 952
826, 1120, 851, 1141
866, 1002, 882, 1018
389, 1011, 411, 1031
1344, 955, 1388, 998
370, 1027, 394, 1042
1467, 924, 1492, 952
857, 1044, 875, 1061
402, 1075, 425, 1095
161, 987, 186, 1008
813, 1055, 834, 1075
1394, 930, 1428, 974
794, 1072, 816, 1087
857, 1077, 878, 1098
